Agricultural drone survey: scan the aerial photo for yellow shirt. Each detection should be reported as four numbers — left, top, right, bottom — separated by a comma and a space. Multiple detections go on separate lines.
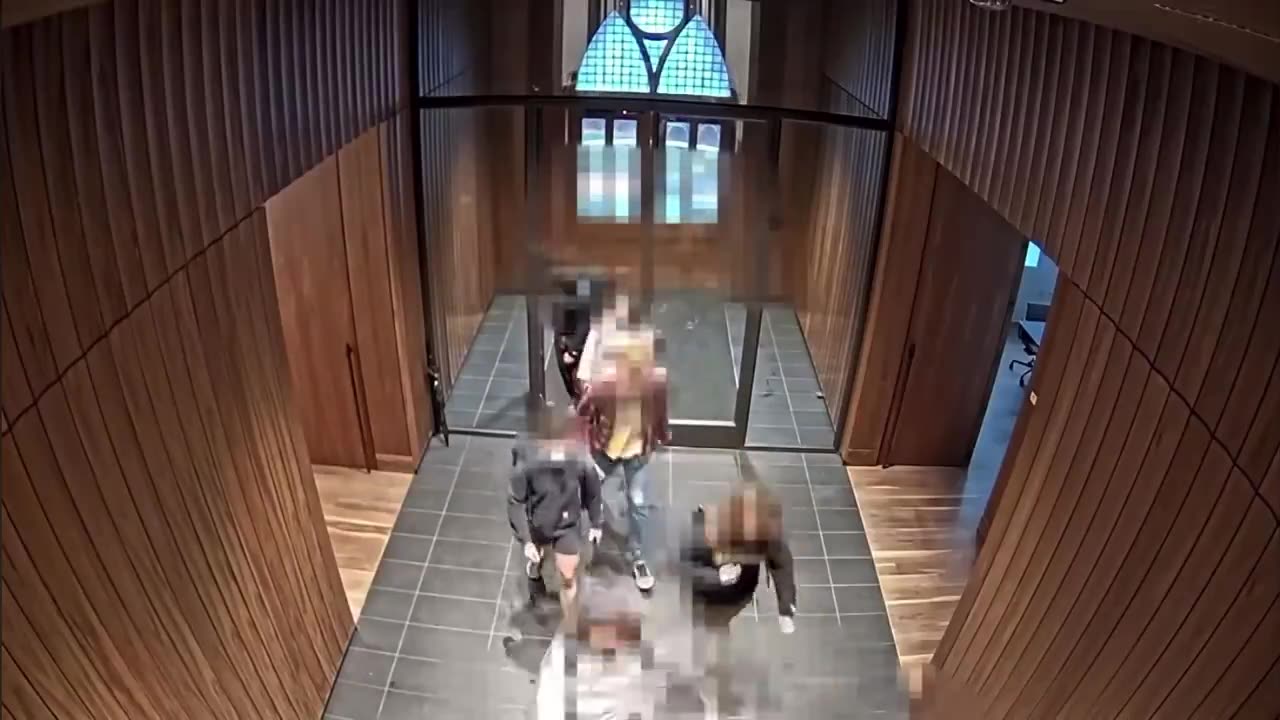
606, 397, 645, 459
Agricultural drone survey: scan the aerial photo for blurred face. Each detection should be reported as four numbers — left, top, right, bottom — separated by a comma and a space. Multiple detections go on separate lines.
709, 490, 779, 561
586, 618, 641, 657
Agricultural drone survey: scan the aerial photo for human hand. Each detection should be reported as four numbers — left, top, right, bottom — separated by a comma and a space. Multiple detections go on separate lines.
718, 563, 742, 585
778, 615, 795, 635
587, 527, 603, 545
523, 542, 541, 564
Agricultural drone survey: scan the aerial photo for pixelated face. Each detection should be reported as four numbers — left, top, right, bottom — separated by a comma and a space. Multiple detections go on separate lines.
586, 617, 642, 654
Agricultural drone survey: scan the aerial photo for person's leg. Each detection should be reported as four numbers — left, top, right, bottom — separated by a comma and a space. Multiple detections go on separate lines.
699, 602, 748, 719
621, 455, 655, 588
552, 533, 581, 627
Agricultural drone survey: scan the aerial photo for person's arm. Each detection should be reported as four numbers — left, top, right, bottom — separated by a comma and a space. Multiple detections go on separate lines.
579, 460, 603, 530
507, 469, 533, 544
766, 538, 797, 617
570, 309, 591, 352
577, 329, 598, 384
677, 515, 725, 594
649, 370, 670, 445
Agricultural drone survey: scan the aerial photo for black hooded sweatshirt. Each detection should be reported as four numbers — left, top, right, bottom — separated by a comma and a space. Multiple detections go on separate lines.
678, 508, 797, 616
507, 448, 603, 544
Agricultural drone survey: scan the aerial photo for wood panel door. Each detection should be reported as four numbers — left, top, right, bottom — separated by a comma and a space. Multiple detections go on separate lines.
266, 155, 371, 469
883, 170, 1026, 467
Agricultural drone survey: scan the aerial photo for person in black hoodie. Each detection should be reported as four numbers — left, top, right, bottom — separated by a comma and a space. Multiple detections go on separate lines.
550, 273, 603, 404
678, 480, 796, 717
508, 426, 604, 624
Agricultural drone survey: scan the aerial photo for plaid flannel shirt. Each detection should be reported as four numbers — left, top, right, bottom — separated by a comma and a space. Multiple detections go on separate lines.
576, 371, 670, 457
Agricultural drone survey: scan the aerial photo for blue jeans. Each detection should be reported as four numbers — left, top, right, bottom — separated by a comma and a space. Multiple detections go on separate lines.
594, 451, 653, 565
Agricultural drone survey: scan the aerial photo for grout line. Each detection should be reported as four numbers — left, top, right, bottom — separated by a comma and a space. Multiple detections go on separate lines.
472, 305, 517, 427
343, 678, 532, 707
765, 313, 803, 445
486, 541, 515, 649
376, 437, 470, 718
801, 452, 843, 627
388, 532, 507, 547
368, 587, 504, 603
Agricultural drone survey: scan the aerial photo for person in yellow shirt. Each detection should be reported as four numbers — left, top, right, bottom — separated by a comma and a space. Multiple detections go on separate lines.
577, 329, 669, 592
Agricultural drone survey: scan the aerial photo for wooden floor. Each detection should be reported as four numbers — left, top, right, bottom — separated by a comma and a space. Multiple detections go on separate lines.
848, 465, 984, 672
314, 465, 414, 618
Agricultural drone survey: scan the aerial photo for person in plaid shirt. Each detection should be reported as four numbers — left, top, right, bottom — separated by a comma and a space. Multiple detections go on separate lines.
577, 328, 670, 591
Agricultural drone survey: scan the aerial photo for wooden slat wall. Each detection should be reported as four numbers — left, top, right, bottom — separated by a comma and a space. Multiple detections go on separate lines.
822, 0, 898, 119
0, 0, 427, 716
419, 102, 501, 393
267, 121, 431, 471
792, 93, 888, 425
1, 214, 352, 720
841, 136, 937, 465
899, 1, 1280, 716
413, 0, 498, 392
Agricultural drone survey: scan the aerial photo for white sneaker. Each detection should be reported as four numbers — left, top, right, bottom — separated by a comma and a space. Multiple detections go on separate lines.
633, 561, 655, 591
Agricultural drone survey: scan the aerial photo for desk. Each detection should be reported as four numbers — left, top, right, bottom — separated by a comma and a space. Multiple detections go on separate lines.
1017, 320, 1046, 350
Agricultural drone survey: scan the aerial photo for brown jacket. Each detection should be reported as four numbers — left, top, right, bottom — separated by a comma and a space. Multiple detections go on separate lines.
576, 371, 670, 457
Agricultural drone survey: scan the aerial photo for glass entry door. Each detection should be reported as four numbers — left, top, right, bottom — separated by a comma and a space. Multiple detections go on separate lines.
526, 106, 775, 448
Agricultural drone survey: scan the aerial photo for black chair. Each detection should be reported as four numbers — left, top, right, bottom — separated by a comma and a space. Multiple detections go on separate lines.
1009, 302, 1049, 387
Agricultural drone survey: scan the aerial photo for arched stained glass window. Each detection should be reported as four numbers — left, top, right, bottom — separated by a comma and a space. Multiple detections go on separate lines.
575, 0, 734, 99
575, 13, 652, 94
655, 15, 731, 98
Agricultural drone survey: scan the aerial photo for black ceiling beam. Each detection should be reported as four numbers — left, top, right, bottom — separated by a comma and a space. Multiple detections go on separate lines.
411, 93, 892, 132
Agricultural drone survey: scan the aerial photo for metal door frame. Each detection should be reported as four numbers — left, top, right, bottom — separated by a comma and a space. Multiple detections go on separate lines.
522, 105, 779, 449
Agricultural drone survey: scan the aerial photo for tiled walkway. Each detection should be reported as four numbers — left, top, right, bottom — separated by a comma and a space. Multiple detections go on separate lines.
443, 296, 532, 433
446, 296, 839, 451
742, 306, 837, 449
323, 436, 905, 719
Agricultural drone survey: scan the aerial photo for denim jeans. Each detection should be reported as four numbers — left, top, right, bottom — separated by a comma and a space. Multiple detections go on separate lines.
593, 451, 653, 565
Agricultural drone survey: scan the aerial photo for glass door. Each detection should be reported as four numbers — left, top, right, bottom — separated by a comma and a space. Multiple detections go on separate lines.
527, 105, 775, 448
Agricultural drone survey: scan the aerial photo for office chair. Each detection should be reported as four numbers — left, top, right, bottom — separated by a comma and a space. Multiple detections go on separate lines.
1008, 302, 1049, 387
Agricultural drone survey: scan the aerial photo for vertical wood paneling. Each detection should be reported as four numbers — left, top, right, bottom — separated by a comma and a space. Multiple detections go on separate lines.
86, 5, 148, 307
793, 118, 886, 427
901, 2, 1280, 716
1, 1, 419, 716
881, 169, 1026, 467
339, 127, 412, 459
821, 0, 896, 119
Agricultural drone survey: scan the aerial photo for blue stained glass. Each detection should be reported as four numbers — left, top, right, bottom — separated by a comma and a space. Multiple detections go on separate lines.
655, 15, 732, 98
643, 38, 668, 74
576, 12, 651, 94
630, 0, 684, 34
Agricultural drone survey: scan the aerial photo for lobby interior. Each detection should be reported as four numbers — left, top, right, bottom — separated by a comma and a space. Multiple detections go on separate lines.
2, 1, 1278, 719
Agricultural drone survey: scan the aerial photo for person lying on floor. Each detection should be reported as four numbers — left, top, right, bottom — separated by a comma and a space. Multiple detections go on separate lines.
536, 574, 659, 720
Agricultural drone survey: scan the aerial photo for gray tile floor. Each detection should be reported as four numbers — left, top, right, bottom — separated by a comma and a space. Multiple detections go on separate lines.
738, 306, 837, 450
323, 436, 905, 719
444, 296, 532, 434
445, 296, 838, 451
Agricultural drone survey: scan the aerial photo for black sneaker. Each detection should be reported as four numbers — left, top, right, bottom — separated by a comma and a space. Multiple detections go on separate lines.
633, 561, 655, 591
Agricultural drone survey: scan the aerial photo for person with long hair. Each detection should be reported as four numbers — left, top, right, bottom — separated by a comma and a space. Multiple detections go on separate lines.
678, 477, 796, 717
577, 325, 670, 592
